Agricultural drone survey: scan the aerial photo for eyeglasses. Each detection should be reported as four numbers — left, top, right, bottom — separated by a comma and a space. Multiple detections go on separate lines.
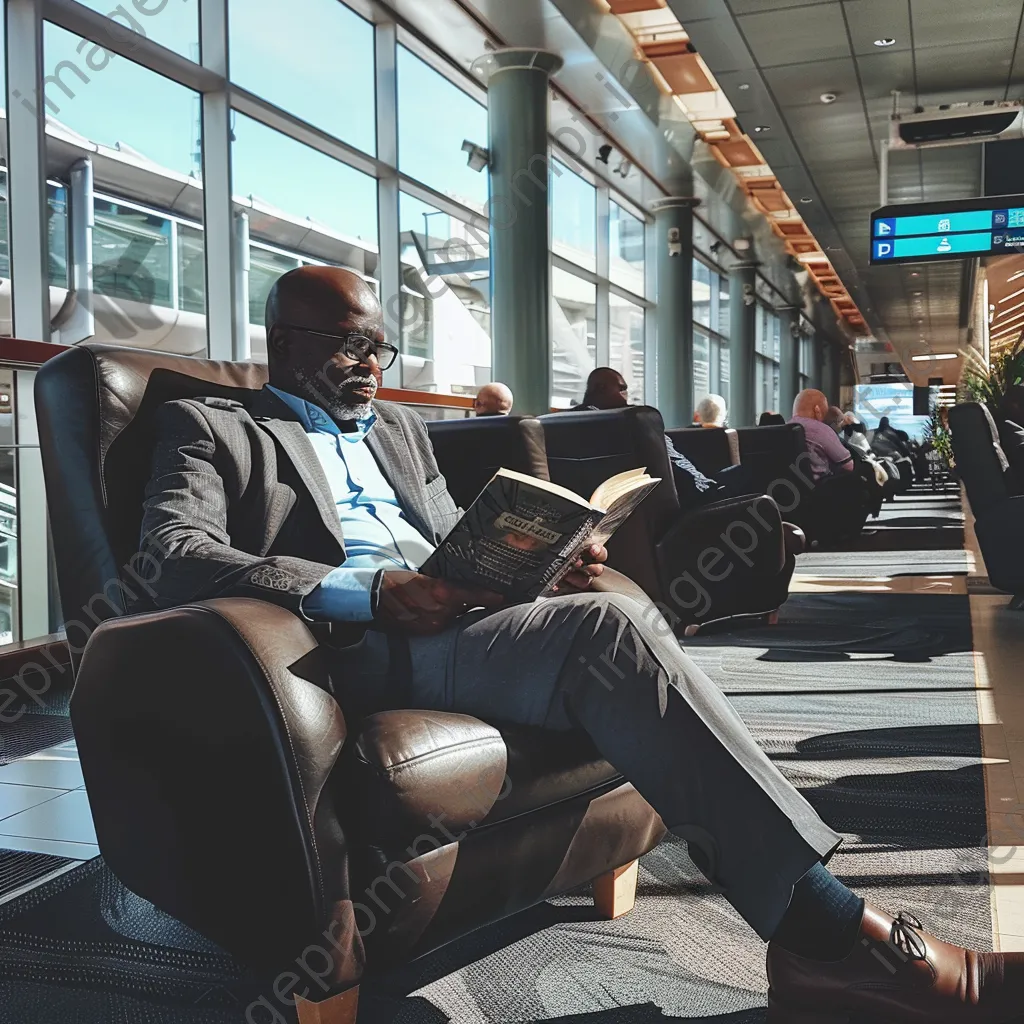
278, 324, 399, 371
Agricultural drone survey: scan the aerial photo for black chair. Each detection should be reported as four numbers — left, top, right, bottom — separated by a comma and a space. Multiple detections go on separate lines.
34, 345, 667, 1022
664, 427, 740, 477
538, 407, 795, 630
950, 402, 1024, 607
735, 424, 870, 546
426, 416, 548, 510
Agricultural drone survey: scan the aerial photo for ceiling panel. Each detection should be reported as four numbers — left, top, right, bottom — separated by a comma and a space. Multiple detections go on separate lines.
853, 50, 916, 102
914, 41, 1017, 94
761, 58, 861, 107
736, 6, 849, 68
911, 0, 1024, 49
844, 0, 913, 56
729, 0, 836, 12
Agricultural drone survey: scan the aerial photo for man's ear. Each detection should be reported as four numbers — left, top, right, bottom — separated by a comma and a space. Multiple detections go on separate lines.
267, 326, 289, 359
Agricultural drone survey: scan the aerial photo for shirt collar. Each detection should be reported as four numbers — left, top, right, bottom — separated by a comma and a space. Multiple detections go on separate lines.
266, 385, 376, 440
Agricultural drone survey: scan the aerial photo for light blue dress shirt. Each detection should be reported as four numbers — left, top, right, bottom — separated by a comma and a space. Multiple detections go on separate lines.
267, 387, 436, 623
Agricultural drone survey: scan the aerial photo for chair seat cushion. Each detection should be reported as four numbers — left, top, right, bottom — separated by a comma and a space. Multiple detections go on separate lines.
344, 710, 621, 844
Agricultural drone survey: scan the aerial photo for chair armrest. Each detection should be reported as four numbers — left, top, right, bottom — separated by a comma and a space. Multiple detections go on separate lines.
71, 598, 363, 984
975, 497, 1024, 595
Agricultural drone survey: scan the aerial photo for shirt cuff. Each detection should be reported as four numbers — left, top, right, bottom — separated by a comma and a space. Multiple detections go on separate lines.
301, 566, 381, 623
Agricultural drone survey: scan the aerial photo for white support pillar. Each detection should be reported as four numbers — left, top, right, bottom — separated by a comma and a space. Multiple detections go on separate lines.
6, 1, 53, 640
199, 0, 237, 360
375, 19, 401, 388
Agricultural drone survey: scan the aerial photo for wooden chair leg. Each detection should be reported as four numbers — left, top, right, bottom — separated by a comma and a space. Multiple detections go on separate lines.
296, 985, 359, 1024
593, 859, 639, 920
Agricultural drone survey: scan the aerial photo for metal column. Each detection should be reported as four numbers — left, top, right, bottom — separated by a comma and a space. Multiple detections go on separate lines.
728, 262, 758, 428
479, 48, 563, 416
650, 197, 698, 428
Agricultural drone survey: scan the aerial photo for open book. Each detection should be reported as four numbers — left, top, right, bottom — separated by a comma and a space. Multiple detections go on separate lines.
419, 468, 660, 602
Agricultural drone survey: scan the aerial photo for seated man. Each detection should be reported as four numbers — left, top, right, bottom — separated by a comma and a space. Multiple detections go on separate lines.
135, 267, 1024, 1021
694, 393, 728, 428
574, 368, 755, 509
789, 389, 870, 543
473, 382, 513, 417
826, 406, 885, 516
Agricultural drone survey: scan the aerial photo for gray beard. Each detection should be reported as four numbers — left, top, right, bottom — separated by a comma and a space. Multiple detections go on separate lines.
295, 368, 377, 420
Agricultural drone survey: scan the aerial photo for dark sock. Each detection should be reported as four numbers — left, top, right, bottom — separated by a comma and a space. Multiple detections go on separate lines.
771, 862, 865, 961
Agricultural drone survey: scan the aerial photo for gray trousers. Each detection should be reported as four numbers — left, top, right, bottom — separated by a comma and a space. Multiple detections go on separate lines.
340, 577, 841, 941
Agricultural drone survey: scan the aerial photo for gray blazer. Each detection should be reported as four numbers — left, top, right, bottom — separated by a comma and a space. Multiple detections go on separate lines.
135, 387, 460, 619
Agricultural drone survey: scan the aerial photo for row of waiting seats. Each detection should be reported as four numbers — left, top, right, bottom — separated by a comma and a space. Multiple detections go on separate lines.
427, 409, 839, 632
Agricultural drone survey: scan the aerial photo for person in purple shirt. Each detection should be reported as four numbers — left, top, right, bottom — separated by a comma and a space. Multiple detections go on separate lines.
789, 388, 855, 481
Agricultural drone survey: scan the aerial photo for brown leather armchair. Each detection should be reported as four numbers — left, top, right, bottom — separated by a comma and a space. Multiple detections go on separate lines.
35, 344, 666, 1022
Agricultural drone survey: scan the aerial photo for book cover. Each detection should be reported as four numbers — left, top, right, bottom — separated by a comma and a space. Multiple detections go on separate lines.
419, 468, 658, 602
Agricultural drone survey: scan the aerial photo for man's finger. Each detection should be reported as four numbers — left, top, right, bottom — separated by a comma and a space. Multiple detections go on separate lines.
562, 569, 594, 590
585, 544, 609, 564
393, 580, 447, 614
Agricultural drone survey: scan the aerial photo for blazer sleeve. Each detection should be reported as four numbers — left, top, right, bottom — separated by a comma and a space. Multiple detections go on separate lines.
133, 399, 340, 616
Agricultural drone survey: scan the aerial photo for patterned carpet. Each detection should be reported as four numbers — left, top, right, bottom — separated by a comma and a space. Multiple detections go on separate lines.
0, 490, 987, 1023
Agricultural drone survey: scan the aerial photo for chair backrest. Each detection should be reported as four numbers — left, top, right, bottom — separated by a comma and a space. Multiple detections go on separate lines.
426, 416, 549, 510
950, 402, 1014, 514
735, 423, 807, 494
35, 344, 268, 650
537, 406, 679, 601
664, 426, 739, 475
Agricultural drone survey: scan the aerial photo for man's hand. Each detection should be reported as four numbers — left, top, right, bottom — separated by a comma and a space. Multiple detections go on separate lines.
377, 571, 504, 635
552, 543, 608, 594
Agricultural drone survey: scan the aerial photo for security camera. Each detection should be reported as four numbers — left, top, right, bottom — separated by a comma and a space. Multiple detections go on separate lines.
597, 144, 612, 165
615, 159, 632, 178
820, 92, 838, 104
461, 140, 490, 172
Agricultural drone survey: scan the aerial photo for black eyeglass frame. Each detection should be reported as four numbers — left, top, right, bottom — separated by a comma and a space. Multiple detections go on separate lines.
276, 324, 399, 370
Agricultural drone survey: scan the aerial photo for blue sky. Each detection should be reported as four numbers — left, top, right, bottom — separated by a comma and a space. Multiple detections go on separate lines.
33, 0, 488, 243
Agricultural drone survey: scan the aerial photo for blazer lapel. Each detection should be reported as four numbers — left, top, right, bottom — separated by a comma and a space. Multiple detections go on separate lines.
249, 391, 347, 551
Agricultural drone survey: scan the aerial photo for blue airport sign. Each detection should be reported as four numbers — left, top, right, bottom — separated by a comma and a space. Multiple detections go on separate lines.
870, 193, 1024, 265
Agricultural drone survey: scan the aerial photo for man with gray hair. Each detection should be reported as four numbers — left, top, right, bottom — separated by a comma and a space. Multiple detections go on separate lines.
694, 393, 727, 428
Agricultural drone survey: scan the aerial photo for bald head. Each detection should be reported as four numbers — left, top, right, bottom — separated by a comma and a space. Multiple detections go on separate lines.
474, 382, 514, 416
793, 388, 829, 421
265, 266, 388, 420
583, 367, 629, 410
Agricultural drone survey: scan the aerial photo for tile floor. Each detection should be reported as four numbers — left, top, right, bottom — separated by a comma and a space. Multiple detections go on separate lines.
0, 739, 98, 863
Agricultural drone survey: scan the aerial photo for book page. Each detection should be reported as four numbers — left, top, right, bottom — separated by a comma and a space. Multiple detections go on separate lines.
588, 478, 661, 547
589, 467, 649, 511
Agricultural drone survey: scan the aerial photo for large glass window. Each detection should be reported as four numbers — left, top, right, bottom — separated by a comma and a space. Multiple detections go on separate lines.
551, 161, 597, 273
693, 259, 712, 327
610, 201, 645, 295
44, 23, 206, 354
230, 0, 376, 156
693, 328, 711, 410
610, 295, 645, 403
44, 23, 201, 178
398, 192, 491, 395
232, 113, 379, 245
553, 268, 596, 408
397, 47, 488, 210
72, 0, 199, 60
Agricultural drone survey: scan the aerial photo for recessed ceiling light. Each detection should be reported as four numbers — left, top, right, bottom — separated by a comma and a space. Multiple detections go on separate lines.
800, 197, 813, 203
911, 353, 958, 361
874, 37, 897, 47
753, 125, 771, 132
738, 83, 751, 91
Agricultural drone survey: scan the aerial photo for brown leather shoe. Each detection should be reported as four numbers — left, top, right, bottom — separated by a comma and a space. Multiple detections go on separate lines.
766, 904, 1024, 1023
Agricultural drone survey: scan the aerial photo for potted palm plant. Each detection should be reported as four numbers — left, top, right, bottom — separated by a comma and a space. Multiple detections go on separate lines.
962, 332, 1024, 413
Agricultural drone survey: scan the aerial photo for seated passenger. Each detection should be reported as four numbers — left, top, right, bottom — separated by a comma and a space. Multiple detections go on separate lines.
871, 415, 911, 459
573, 368, 754, 509
790, 389, 854, 480
133, 266, 1024, 1022
789, 390, 870, 543
694, 393, 727, 428
473, 382, 514, 417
